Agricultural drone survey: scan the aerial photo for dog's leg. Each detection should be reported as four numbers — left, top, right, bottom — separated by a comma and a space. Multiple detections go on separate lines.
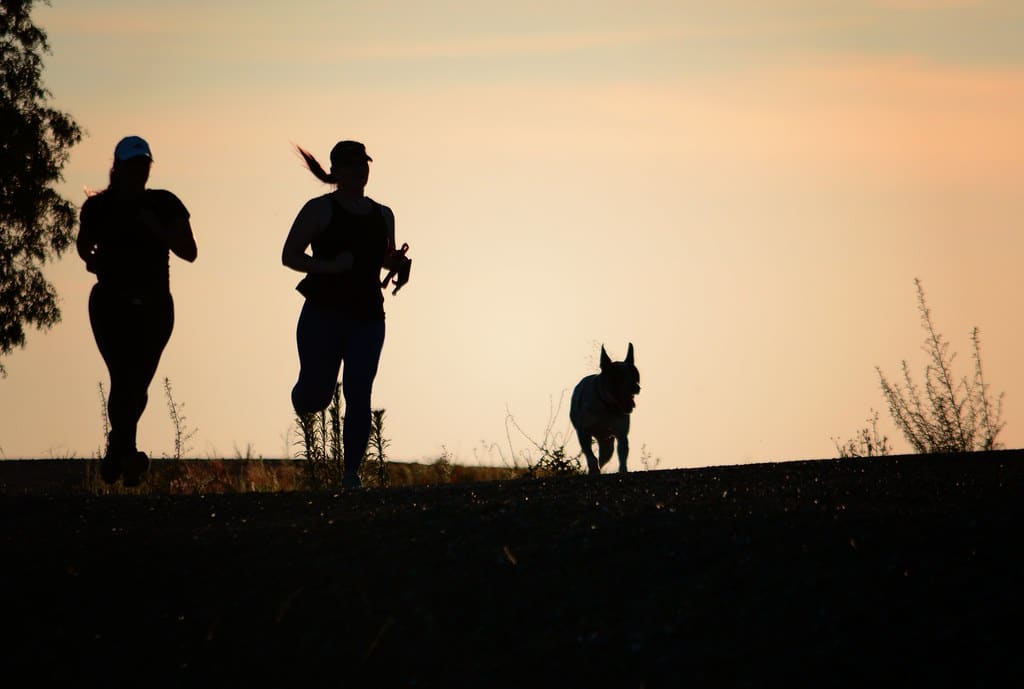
615, 434, 629, 473
597, 437, 614, 470
577, 430, 601, 475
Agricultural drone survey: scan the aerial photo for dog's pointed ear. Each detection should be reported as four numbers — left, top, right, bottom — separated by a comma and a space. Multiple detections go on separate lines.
626, 342, 634, 365
600, 345, 611, 370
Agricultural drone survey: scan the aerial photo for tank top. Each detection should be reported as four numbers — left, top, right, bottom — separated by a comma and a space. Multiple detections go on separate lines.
295, 194, 388, 320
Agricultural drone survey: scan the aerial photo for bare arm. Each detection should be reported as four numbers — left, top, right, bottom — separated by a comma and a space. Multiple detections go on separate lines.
140, 209, 198, 262
167, 217, 198, 262
77, 200, 102, 271
77, 217, 97, 263
282, 197, 353, 275
379, 205, 404, 270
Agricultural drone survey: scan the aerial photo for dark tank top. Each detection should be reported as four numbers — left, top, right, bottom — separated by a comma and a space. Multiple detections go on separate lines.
296, 194, 388, 320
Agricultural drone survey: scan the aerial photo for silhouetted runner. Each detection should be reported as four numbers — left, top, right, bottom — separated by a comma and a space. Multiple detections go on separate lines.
282, 140, 409, 490
77, 136, 197, 487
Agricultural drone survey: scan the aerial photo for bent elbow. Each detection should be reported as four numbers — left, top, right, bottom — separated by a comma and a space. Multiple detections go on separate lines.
282, 248, 301, 271
178, 242, 198, 263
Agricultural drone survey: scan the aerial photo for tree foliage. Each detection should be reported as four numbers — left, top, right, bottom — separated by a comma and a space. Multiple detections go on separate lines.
876, 279, 1005, 454
0, 0, 82, 375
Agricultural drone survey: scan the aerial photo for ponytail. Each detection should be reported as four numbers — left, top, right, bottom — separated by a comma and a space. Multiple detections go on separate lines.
296, 145, 336, 184
106, 163, 124, 192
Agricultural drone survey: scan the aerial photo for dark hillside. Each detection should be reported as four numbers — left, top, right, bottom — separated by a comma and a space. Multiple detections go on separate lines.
4, 451, 1023, 687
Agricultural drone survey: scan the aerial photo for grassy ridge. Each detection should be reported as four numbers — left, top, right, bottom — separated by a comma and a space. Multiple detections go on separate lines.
0, 458, 522, 496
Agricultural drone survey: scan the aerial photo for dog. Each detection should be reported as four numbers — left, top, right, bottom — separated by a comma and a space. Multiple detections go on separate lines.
570, 343, 640, 475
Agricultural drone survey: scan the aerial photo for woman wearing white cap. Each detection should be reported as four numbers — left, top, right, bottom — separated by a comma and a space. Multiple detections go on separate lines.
282, 140, 410, 490
77, 136, 197, 487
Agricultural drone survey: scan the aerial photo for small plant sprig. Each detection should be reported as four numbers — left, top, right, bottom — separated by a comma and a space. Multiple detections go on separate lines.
833, 409, 891, 459
292, 385, 394, 490
97, 381, 110, 458
233, 443, 259, 460
163, 377, 197, 460
294, 390, 344, 489
328, 384, 343, 469
432, 445, 454, 483
639, 443, 662, 471
363, 408, 390, 488
503, 391, 584, 478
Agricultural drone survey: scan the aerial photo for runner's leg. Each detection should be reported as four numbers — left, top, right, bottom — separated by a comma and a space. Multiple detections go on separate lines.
291, 301, 345, 415
340, 319, 386, 476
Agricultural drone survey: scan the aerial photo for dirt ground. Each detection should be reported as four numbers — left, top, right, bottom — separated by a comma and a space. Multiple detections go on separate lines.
3, 451, 1023, 688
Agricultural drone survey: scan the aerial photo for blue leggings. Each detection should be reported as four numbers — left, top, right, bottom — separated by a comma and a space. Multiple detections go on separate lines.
291, 301, 385, 474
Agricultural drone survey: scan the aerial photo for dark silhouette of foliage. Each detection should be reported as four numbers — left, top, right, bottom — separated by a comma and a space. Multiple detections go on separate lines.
503, 392, 584, 478
294, 384, 344, 488
876, 279, 1005, 454
0, 0, 83, 375
364, 409, 390, 488
833, 409, 891, 459
293, 386, 393, 489
163, 377, 197, 460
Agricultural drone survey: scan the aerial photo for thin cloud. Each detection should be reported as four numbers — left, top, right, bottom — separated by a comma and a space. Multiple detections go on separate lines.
345, 16, 868, 61
37, 8, 189, 36
39, 6, 867, 63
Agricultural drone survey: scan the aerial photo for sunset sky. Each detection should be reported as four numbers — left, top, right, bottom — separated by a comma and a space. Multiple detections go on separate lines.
2, 0, 1022, 469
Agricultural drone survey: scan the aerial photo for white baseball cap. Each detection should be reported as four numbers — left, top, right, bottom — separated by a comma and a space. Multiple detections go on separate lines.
114, 136, 153, 162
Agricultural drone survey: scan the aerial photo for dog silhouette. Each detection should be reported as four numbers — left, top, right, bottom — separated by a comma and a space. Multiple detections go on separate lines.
570, 343, 640, 475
